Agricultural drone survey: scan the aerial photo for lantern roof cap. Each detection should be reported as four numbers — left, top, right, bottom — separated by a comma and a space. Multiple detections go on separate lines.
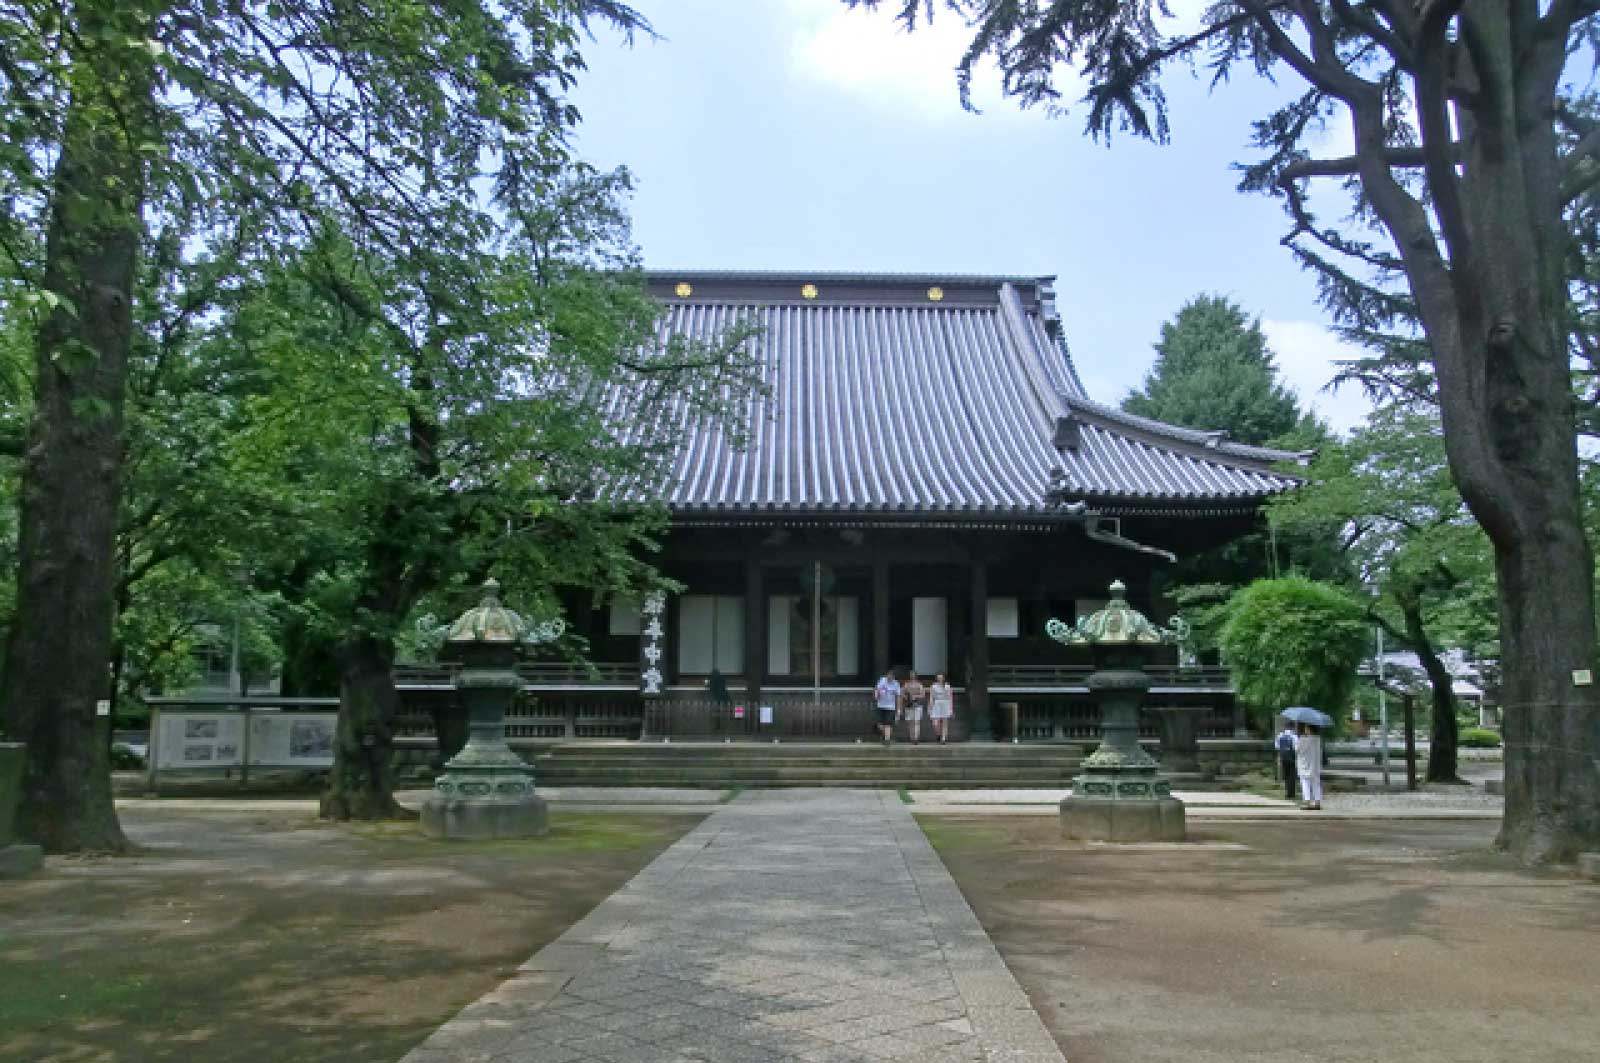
1047, 579, 1187, 646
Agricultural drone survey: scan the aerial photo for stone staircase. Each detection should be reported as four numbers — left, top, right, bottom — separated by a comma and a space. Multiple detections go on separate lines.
528, 741, 1095, 789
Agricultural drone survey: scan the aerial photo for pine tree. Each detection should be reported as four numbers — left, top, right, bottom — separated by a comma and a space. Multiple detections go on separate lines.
1124, 295, 1305, 448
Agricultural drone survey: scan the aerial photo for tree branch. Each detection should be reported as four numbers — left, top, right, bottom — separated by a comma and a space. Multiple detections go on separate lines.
1240, 0, 1380, 104
1280, 147, 1431, 181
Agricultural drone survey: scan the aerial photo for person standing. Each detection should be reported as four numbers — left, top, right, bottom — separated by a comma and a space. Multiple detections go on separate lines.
928, 673, 954, 744
1296, 723, 1323, 810
902, 672, 928, 745
873, 669, 901, 747
1275, 722, 1298, 800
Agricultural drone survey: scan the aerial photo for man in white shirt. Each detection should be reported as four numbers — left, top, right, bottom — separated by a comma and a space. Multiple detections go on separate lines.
873, 670, 901, 747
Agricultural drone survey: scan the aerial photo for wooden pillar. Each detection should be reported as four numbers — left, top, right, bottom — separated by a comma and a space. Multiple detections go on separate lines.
744, 558, 763, 708
872, 548, 890, 677
969, 558, 990, 740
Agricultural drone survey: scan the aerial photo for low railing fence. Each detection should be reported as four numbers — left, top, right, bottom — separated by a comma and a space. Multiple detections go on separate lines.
394, 694, 643, 742
393, 661, 1225, 692
393, 661, 640, 688
989, 663, 1232, 689
1005, 699, 1236, 742
642, 693, 923, 740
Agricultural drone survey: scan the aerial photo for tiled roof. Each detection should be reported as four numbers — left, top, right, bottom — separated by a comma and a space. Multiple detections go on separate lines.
612, 272, 1304, 517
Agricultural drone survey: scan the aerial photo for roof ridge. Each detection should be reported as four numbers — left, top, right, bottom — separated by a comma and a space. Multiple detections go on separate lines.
1064, 395, 1313, 466
645, 268, 1055, 285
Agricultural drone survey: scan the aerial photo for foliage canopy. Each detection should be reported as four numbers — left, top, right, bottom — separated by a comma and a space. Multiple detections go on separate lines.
1220, 576, 1369, 725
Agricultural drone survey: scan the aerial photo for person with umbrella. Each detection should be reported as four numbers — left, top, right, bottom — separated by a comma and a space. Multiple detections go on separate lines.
1274, 721, 1299, 800
1281, 706, 1331, 810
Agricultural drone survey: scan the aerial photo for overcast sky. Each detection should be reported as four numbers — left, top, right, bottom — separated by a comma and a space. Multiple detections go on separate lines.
570, 0, 1375, 434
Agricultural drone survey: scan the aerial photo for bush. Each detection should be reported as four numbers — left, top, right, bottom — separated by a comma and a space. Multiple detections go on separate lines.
1219, 576, 1368, 728
110, 743, 146, 770
1459, 727, 1502, 748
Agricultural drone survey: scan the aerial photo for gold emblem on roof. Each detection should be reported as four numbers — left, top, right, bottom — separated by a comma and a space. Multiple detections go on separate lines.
674, 282, 693, 298
927, 286, 944, 302
801, 283, 818, 300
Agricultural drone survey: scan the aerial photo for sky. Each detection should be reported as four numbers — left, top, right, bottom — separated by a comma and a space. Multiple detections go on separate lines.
570, 0, 1376, 434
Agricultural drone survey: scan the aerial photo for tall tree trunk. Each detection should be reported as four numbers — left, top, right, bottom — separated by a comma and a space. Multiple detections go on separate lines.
1399, 599, 1460, 783
0, 23, 153, 853
320, 632, 405, 820
1353, 27, 1600, 861
1493, 527, 1600, 862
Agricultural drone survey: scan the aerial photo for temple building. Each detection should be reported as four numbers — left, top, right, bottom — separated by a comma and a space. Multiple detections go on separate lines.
398, 271, 1304, 741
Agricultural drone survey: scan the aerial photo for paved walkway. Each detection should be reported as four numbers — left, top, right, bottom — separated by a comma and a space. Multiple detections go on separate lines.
401, 789, 1063, 1063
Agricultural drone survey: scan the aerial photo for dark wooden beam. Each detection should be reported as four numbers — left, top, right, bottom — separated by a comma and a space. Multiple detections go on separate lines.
745, 556, 764, 706
969, 558, 990, 740
873, 548, 890, 677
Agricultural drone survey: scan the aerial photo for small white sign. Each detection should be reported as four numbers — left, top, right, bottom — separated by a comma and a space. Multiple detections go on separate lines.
759, 705, 773, 725
1574, 669, 1594, 687
95, 699, 111, 716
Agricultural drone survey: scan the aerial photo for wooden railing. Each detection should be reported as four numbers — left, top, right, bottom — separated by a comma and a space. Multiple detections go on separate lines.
396, 661, 1225, 692
394, 694, 643, 741
1004, 699, 1237, 741
988, 664, 1232, 690
393, 661, 640, 688
642, 694, 906, 740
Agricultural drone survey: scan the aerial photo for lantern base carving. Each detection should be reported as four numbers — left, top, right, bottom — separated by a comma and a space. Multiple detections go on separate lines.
1060, 770, 1186, 842
422, 768, 548, 840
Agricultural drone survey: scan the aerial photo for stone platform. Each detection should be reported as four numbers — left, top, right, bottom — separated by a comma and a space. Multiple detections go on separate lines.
401, 789, 1063, 1063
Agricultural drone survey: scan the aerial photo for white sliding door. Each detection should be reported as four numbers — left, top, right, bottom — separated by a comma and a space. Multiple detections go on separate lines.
912, 596, 947, 676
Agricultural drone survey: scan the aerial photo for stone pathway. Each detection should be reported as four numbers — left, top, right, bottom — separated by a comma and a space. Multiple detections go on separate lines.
400, 789, 1063, 1063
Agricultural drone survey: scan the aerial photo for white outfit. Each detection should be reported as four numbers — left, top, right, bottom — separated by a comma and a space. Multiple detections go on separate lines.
1295, 734, 1323, 803
928, 683, 954, 719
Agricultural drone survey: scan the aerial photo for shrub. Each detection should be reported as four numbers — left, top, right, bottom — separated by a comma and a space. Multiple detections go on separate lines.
109, 743, 146, 770
1459, 727, 1502, 748
1219, 576, 1368, 728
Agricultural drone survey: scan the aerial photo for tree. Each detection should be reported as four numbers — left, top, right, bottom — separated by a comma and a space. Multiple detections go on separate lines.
1125, 293, 1307, 447
856, 0, 1600, 864
1220, 575, 1370, 725
1271, 402, 1498, 781
221, 192, 760, 819
1126, 295, 1343, 661
0, 0, 650, 851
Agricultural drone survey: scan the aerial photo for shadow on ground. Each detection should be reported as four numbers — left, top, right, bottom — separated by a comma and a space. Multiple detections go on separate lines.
920, 816, 1600, 1063
0, 807, 702, 1063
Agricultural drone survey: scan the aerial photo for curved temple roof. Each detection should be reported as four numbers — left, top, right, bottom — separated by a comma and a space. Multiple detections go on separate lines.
618, 272, 1305, 519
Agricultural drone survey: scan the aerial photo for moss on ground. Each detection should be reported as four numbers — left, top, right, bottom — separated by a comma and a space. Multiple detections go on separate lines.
0, 809, 703, 1063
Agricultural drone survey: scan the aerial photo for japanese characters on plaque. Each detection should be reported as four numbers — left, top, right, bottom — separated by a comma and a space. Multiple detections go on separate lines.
639, 590, 666, 697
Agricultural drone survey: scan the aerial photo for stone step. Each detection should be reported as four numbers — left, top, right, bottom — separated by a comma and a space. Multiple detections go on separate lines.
533, 776, 1082, 790
534, 766, 1080, 782
537, 742, 1102, 756
532, 754, 1086, 770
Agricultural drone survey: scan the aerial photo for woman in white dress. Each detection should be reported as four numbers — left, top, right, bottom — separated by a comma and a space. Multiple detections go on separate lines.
928, 673, 954, 744
1295, 723, 1323, 810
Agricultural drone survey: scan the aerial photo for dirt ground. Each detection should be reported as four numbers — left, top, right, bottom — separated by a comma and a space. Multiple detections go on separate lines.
920, 815, 1600, 1063
0, 805, 702, 1063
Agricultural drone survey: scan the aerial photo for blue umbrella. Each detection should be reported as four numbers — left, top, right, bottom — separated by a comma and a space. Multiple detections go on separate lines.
1280, 706, 1334, 728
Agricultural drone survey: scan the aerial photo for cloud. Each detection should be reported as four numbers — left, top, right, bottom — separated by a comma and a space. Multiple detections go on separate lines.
783, 0, 1070, 121
1261, 319, 1375, 435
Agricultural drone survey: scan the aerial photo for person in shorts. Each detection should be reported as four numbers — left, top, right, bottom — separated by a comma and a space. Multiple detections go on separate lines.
873, 669, 901, 746
902, 672, 928, 745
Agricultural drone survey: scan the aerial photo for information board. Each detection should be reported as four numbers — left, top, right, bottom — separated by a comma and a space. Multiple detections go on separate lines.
246, 712, 336, 767
154, 712, 244, 769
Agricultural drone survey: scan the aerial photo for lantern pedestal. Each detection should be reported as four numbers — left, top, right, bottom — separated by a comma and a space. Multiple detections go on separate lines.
1050, 583, 1187, 843
420, 726, 548, 840
420, 581, 555, 840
